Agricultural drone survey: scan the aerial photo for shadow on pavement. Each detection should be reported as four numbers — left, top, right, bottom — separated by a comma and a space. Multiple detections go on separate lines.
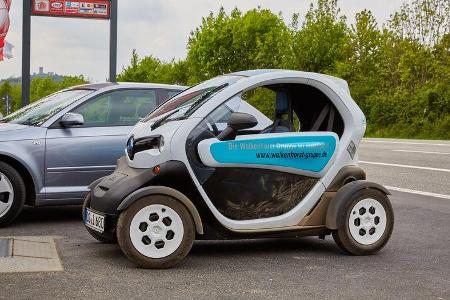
191, 237, 340, 257
16, 205, 82, 224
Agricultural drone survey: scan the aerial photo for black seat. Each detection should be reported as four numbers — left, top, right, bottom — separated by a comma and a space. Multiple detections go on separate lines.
262, 91, 294, 133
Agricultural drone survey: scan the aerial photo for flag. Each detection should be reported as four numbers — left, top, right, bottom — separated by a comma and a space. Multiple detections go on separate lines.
0, 0, 13, 62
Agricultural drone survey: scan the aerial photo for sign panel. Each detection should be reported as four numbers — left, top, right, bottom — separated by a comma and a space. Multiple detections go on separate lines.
32, 0, 110, 19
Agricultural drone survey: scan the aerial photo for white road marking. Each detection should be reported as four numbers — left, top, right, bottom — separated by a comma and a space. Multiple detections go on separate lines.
391, 149, 450, 155
386, 186, 450, 200
362, 140, 450, 147
359, 161, 450, 173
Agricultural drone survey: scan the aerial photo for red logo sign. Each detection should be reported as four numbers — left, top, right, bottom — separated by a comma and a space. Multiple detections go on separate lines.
32, 0, 110, 19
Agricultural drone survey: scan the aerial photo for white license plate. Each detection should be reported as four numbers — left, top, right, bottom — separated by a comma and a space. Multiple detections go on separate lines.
85, 208, 105, 233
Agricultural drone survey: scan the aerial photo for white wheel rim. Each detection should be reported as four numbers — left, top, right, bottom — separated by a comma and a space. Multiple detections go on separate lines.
0, 172, 14, 218
130, 204, 184, 259
348, 198, 387, 245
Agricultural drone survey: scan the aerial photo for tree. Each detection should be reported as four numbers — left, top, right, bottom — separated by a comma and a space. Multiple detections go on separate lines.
388, 0, 450, 47
118, 50, 189, 85
187, 7, 293, 83
291, 0, 348, 73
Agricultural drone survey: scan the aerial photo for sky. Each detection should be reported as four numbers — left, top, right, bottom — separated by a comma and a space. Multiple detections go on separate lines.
0, 0, 404, 82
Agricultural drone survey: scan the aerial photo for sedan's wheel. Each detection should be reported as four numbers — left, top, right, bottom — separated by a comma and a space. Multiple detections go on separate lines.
0, 172, 14, 218
0, 162, 26, 227
332, 189, 394, 255
117, 195, 195, 269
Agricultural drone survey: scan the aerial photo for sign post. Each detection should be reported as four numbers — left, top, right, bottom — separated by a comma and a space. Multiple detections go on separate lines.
109, 0, 117, 82
22, 0, 31, 107
21, 0, 117, 108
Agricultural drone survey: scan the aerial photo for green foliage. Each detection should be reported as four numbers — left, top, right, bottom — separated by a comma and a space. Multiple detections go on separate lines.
186, 7, 293, 83
117, 50, 188, 85
118, 0, 449, 140
292, 0, 349, 73
0, 75, 87, 115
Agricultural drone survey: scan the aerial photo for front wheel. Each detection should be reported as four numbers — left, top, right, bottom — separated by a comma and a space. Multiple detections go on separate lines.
116, 195, 195, 269
332, 188, 394, 255
0, 162, 26, 227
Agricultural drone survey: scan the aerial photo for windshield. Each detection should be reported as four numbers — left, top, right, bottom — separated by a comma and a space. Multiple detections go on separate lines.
1, 89, 92, 126
143, 75, 243, 123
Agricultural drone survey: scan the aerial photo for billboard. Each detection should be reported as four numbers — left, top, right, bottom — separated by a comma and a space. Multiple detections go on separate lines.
32, 0, 110, 19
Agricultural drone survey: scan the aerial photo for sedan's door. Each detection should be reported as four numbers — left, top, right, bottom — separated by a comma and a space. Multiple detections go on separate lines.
44, 89, 158, 202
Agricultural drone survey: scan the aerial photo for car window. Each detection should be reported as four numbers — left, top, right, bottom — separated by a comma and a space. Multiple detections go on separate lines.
205, 96, 272, 133
72, 89, 157, 127
144, 75, 243, 122
167, 90, 181, 99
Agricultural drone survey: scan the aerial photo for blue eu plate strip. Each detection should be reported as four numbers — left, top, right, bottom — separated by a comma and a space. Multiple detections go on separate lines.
210, 135, 336, 173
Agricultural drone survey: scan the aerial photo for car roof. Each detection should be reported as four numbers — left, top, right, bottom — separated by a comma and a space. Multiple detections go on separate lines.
69, 82, 186, 91
228, 69, 350, 96
229, 69, 284, 77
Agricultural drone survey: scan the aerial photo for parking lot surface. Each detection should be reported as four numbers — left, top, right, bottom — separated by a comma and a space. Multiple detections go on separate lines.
0, 138, 449, 299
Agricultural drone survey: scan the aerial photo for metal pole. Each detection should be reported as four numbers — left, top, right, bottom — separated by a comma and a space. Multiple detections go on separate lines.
22, 0, 31, 107
109, 0, 118, 82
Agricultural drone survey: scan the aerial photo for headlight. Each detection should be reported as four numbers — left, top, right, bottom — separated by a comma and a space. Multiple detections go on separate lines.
127, 135, 164, 160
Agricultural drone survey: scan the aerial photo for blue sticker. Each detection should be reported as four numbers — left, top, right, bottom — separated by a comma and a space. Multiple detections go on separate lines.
210, 135, 336, 173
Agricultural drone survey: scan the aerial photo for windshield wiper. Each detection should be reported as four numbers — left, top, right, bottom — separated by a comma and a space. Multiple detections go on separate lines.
151, 108, 181, 130
181, 83, 229, 117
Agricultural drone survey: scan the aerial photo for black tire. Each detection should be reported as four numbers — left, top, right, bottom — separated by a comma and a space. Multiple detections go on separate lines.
82, 193, 117, 244
0, 162, 26, 227
117, 195, 195, 269
332, 188, 394, 255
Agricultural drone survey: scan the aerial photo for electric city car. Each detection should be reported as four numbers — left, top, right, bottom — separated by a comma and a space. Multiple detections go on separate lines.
84, 70, 394, 268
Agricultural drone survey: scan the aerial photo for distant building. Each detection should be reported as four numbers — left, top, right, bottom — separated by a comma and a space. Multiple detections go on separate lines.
1, 67, 64, 84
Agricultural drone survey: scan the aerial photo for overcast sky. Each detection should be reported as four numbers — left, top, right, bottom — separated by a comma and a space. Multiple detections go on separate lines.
1, 0, 404, 82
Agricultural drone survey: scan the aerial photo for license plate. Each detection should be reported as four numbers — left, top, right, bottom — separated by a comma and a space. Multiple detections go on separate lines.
85, 208, 105, 233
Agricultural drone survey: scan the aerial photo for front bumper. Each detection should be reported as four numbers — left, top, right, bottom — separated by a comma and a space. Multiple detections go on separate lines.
83, 205, 119, 240
89, 157, 155, 215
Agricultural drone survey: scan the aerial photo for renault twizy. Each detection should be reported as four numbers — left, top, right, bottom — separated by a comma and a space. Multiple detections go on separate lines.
83, 70, 394, 268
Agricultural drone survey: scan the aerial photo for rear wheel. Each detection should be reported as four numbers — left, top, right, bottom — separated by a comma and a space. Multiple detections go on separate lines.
0, 162, 26, 227
332, 189, 394, 255
117, 195, 195, 269
82, 194, 117, 244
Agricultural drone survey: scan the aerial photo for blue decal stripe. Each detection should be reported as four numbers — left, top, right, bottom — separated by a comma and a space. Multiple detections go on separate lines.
210, 136, 336, 173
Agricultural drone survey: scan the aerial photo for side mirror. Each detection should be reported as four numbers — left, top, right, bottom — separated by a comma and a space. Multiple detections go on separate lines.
218, 112, 257, 141
60, 113, 84, 127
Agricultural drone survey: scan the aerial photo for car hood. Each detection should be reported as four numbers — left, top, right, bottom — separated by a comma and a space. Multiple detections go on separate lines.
0, 122, 46, 141
0, 123, 31, 132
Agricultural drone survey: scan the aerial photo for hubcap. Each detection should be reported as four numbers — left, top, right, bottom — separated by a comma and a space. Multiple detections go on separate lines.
348, 198, 387, 245
0, 172, 14, 218
130, 204, 184, 259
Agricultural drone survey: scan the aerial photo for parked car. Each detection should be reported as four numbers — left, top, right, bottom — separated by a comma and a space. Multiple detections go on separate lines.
84, 70, 394, 268
0, 82, 186, 226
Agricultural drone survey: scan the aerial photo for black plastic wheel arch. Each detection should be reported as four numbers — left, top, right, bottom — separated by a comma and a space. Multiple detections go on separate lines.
117, 185, 204, 235
325, 180, 390, 230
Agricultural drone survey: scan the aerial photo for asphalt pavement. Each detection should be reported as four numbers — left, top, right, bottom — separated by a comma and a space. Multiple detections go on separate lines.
0, 138, 449, 299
